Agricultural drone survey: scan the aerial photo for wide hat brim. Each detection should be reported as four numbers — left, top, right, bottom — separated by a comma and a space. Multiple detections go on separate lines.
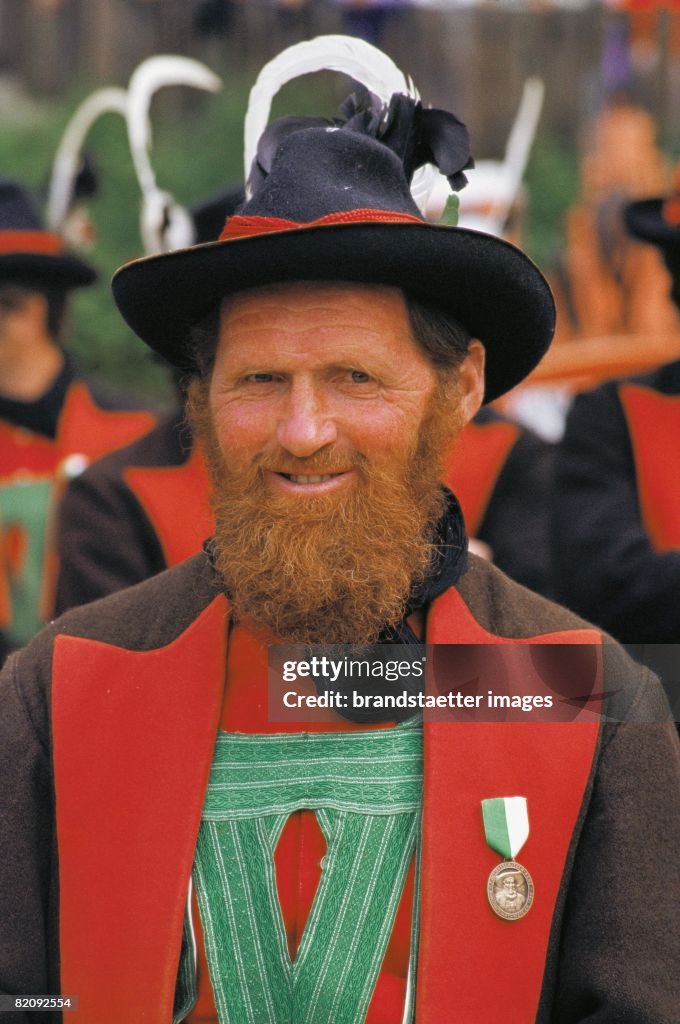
625, 197, 680, 249
112, 220, 555, 403
0, 251, 97, 288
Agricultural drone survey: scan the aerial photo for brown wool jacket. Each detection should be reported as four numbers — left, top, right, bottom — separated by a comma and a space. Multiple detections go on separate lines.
0, 553, 679, 1023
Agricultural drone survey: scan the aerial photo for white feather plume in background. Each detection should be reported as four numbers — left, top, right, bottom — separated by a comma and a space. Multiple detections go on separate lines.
47, 87, 128, 234
127, 55, 222, 254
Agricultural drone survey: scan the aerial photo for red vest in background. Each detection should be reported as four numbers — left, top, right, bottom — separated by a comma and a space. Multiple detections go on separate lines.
124, 444, 213, 569
443, 418, 519, 535
619, 383, 680, 552
0, 382, 155, 646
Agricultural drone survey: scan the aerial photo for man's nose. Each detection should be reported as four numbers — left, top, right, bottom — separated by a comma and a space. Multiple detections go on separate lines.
276, 381, 338, 457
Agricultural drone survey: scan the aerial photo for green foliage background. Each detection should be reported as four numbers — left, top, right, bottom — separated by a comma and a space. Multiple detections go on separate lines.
0, 74, 578, 407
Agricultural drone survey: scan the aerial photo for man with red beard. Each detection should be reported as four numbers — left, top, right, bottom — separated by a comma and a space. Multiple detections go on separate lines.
187, 279, 477, 648
0, 95, 678, 1023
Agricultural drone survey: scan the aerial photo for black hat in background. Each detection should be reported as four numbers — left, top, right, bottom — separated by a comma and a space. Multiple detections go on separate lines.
624, 197, 680, 249
625, 173, 680, 307
113, 105, 555, 403
0, 178, 97, 288
624, 163, 680, 251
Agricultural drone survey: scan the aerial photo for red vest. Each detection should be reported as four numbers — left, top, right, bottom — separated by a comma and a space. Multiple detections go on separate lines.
443, 419, 519, 534
0, 382, 155, 642
51, 590, 600, 1023
123, 444, 213, 568
619, 383, 680, 551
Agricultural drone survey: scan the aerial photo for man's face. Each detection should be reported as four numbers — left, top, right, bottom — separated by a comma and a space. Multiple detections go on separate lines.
193, 280, 484, 644
209, 281, 444, 494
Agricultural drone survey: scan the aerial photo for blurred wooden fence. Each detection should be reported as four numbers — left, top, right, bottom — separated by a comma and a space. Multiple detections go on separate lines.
0, 0, 634, 155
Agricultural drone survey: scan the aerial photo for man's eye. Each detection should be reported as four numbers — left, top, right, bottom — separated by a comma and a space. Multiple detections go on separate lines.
245, 373, 275, 384
348, 370, 371, 383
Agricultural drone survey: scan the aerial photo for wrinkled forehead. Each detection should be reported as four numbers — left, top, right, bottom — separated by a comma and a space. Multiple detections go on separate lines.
214, 280, 428, 372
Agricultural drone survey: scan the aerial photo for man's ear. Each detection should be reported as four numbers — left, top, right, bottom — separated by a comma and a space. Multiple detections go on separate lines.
455, 340, 486, 425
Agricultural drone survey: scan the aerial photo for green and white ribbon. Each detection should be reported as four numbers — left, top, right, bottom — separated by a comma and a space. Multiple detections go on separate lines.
481, 797, 529, 861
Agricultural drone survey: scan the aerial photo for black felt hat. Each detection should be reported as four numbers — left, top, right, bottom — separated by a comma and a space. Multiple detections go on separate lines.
113, 118, 555, 403
0, 178, 97, 287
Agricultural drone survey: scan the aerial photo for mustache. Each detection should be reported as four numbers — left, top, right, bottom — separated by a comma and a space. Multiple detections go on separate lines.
256, 450, 366, 476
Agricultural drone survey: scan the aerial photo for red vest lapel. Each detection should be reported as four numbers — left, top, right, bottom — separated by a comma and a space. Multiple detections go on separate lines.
52, 595, 228, 1024
124, 445, 213, 568
619, 383, 680, 551
443, 419, 519, 535
417, 588, 601, 1022
56, 381, 156, 462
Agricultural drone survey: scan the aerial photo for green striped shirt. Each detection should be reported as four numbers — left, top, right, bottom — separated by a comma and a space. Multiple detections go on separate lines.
177, 720, 423, 1024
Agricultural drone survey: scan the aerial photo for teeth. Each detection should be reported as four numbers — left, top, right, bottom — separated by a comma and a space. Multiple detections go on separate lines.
289, 474, 336, 484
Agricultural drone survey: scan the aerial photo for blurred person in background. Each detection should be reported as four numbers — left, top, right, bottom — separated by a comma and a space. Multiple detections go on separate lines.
558, 94, 678, 341
0, 179, 155, 661
52, 187, 243, 616
552, 169, 680, 643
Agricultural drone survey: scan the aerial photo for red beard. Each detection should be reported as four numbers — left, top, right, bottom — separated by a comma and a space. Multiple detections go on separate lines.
188, 378, 463, 644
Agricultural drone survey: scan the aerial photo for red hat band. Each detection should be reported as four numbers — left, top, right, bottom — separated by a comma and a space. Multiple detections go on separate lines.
0, 230, 65, 256
219, 209, 423, 242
